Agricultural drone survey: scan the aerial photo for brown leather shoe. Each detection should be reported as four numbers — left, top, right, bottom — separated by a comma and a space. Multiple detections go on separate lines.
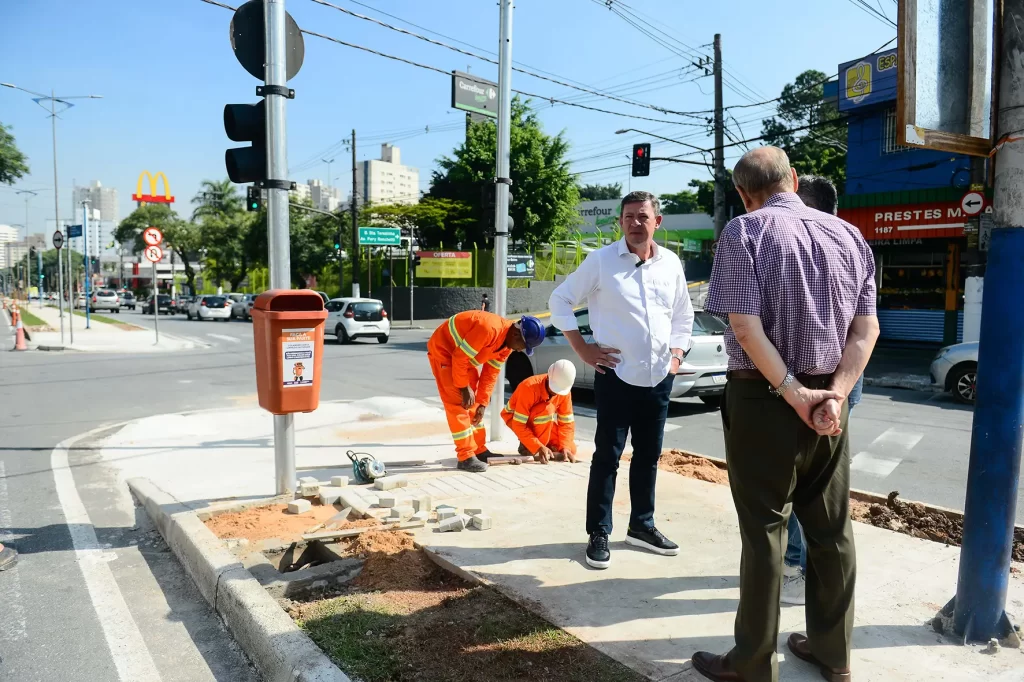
691, 652, 747, 682
787, 633, 852, 682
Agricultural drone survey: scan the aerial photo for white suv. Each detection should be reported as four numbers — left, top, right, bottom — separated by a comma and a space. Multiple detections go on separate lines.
325, 298, 390, 344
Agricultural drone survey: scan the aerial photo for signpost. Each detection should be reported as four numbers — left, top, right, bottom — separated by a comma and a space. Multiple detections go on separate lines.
357, 226, 401, 245
451, 71, 498, 118
53, 229, 65, 345
506, 253, 535, 279
67, 224, 82, 238
144, 237, 163, 344
961, 190, 986, 216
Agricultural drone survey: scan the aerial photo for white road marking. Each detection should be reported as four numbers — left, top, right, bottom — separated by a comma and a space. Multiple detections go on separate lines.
574, 406, 598, 418
663, 423, 682, 433
850, 452, 903, 477
207, 333, 241, 343
51, 436, 162, 681
177, 380, 193, 384
872, 428, 924, 450
0, 461, 27, 642
423, 396, 443, 404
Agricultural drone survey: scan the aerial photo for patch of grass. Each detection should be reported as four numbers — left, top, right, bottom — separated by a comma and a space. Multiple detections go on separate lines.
298, 595, 403, 682
72, 310, 122, 325
16, 308, 45, 328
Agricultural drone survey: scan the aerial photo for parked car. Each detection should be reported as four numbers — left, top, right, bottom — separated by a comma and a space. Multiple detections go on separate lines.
231, 293, 257, 320
74, 293, 86, 309
88, 289, 120, 313
175, 295, 194, 313
118, 291, 137, 311
504, 308, 729, 406
142, 294, 174, 315
315, 291, 330, 306
325, 298, 390, 343
931, 342, 978, 404
187, 294, 232, 321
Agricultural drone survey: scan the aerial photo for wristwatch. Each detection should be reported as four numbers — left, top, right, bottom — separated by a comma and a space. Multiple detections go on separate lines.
771, 372, 796, 397
671, 351, 685, 364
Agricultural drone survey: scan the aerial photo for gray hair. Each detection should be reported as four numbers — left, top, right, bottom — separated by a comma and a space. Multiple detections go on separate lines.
796, 175, 838, 215
620, 190, 661, 216
732, 146, 793, 196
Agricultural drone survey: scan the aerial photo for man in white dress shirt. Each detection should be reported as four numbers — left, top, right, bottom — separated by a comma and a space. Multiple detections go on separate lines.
549, 190, 694, 569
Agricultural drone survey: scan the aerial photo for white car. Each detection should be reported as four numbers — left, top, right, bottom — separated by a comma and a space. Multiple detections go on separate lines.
931, 342, 978, 404
187, 294, 233, 321
325, 297, 391, 344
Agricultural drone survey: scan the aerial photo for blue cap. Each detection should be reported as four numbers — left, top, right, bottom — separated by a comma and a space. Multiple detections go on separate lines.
519, 315, 545, 356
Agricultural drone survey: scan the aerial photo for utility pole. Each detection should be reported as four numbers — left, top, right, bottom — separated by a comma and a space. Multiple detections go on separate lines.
15, 190, 37, 305
951, 0, 1024, 643
489, 0, 514, 441
350, 129, 359, 297
82, 200, 91, 329
712, 33, 726, 241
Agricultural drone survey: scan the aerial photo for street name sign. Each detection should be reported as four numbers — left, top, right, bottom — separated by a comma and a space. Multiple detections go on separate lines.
144, 245, 164, 263
67, 224, 83, 238
143, 227, 164, 246
358, 226, 401, 246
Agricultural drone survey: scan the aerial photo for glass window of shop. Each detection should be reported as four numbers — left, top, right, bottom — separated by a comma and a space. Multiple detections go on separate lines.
876, 240, 966, 311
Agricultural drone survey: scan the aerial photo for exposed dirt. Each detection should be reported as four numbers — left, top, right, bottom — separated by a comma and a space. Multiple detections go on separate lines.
659, 449, 731, 485
289, 533, 646, 682
204, 502, 377, 544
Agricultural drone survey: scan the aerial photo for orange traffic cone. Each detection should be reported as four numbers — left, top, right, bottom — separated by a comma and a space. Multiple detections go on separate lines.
13, 310, 26, 351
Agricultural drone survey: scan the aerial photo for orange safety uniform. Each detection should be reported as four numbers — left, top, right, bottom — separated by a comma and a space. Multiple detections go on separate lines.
427, 311, 514, 461
501, 374, 576, 456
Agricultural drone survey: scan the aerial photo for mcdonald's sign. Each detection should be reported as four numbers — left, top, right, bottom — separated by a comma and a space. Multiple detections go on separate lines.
131, 171, 175, 204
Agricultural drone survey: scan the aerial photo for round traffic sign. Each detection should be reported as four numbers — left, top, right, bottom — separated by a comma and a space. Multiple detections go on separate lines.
52, 230, 64, 250
143, 227, 164, 246
144, 245, 164, 263
961, 191, 985, 216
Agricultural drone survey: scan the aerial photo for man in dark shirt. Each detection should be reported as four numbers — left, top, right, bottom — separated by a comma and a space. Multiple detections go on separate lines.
692, 148, 879, 682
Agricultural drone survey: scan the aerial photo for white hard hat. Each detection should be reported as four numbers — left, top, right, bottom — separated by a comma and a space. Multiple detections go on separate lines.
547, 359, 576, 396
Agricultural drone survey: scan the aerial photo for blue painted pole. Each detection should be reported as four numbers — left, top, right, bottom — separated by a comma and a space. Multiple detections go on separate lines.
953, 0, 1024, 640
83, 202, 90, 329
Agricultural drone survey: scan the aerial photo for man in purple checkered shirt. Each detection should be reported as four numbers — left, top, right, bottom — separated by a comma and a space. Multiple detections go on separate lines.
691, 147, 879, 682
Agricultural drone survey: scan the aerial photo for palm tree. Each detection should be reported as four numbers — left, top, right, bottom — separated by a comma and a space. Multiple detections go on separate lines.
192, 178, 243, 221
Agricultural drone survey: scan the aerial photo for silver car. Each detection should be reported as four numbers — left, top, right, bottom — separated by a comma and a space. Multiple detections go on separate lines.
505, 308, 729, 407
88, 289, 120, 313
231, 293, 257, 320
930, 342, 978, 404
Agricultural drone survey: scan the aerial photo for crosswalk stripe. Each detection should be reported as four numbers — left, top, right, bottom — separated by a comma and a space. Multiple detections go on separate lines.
850, 427, 923, 478
207, 333, 241, 343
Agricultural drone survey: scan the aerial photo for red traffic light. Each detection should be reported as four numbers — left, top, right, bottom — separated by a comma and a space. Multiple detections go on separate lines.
636, 147, 645, 157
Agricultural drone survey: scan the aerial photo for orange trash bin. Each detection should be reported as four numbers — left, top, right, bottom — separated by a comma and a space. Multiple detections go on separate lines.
252, 289, 328, 415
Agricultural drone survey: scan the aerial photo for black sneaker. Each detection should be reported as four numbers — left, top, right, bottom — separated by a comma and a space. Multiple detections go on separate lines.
457, 456, 489, 473
625, 526, 679, 556
0, 545, 18, 571
586, 531, 611, 569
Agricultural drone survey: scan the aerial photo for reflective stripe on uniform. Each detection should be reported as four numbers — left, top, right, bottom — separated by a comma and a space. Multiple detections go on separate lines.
557, 413, 575, 423
447, 316, 479, 360
512, 411, 529, 424
532, 414, 555, 425
487, 358, 505, 370
451, 427, 474, 441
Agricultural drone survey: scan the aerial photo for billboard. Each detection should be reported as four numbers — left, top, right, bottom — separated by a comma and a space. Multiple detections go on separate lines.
837, 199, 991, 241
838, 48, 897, 112
451, 71, 498, 118
506, 253, 535, 279
416, 251, 472, 278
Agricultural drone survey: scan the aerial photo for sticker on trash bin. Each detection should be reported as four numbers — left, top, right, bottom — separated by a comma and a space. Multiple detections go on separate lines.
282, 328, 315, 388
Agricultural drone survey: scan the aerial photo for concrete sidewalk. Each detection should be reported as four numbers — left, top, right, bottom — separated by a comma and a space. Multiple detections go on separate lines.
92, 398, 1024, 681
21, 303, 200, 353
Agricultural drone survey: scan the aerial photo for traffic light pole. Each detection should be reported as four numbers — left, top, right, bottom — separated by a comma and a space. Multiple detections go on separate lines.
351, 128, 359, 298
712, 33, 726, 241
265, 0, 295, 496
489, 0, 514, 441
950, 0, 1024, 642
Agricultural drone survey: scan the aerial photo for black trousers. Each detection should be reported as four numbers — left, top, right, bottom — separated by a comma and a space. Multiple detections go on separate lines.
586, 369, 673, 535
722, 376, 855, 682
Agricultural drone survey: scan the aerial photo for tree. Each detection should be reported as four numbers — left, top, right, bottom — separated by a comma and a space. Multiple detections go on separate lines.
429, 97, 580, 247
579, 182, 622, 201
0, 122, 29, 185
761, 70, 846, 191
687, 174, 745, 219
191, 181, 253, 291
245, 198, 341, 288
660, 189, 700, 214
116, 204, 202, 293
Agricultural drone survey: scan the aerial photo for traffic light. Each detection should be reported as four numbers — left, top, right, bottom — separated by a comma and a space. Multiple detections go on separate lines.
246, 185, 262, 212
224, 100, 266, 184
632, 143, 651, 177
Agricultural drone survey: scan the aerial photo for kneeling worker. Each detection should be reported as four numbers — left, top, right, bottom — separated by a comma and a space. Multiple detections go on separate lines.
427, 311, 545, 472
502, 359, 579, 463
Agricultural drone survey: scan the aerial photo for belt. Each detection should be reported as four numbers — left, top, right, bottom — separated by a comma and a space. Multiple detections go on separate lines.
726, 369, 833, 384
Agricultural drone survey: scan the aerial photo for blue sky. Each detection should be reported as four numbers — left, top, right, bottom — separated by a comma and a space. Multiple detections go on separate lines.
0, 0, 895, 237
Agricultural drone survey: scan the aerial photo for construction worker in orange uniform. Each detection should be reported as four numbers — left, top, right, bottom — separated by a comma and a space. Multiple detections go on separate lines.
427, 311, 546, 472
502, 359, 579, 463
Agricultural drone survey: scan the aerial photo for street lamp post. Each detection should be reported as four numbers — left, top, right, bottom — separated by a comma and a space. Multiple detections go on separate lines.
14, 190, 38, 306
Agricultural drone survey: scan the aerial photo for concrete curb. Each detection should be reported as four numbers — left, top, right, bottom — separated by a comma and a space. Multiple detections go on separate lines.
864, 373, 939, 392
126, 477, 350, 682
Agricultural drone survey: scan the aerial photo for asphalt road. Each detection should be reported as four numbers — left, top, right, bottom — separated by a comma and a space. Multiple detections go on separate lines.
0, 306, 1000, 680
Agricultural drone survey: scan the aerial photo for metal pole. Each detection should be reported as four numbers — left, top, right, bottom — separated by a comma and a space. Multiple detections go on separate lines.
389, 246, 393, 318
37, 248, 42, 305
152, 261, 159, 344
351, 129, 360, 297
490, 0, 513, 439
368, 247, 372, 298
266, 0, 295, 496
409, 225, 415, 327
712, 33, 726, 241
57, 231, 64, 345
951, 0, 1024, 642
83, 201, 91, 328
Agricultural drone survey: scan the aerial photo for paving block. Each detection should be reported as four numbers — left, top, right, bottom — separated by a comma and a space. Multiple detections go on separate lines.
330, 475, 349, 487
389, 506, 414, 520
376, 492, 398, 508
287, 499, 312, 515
471, 514, 492, 530
437, 508, 456, 521
438, 515, 466, 532
412, 495, 434, 512
319, 487, 343, 505
464, 508, 483, 516
436, 503, 457, 513
374, 475, 408, 491
298, 476, 318, 485
368, 508, 392, 520
299, 483, 320, 498
410, 511, 428, 523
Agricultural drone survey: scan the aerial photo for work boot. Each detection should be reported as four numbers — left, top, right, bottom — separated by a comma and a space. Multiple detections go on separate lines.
0, 545, 18, 571
476, 450, 497, 462
457, 456, 488, 473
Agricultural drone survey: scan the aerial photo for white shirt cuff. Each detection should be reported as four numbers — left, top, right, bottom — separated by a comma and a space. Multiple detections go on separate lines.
670, 335, 691, 351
